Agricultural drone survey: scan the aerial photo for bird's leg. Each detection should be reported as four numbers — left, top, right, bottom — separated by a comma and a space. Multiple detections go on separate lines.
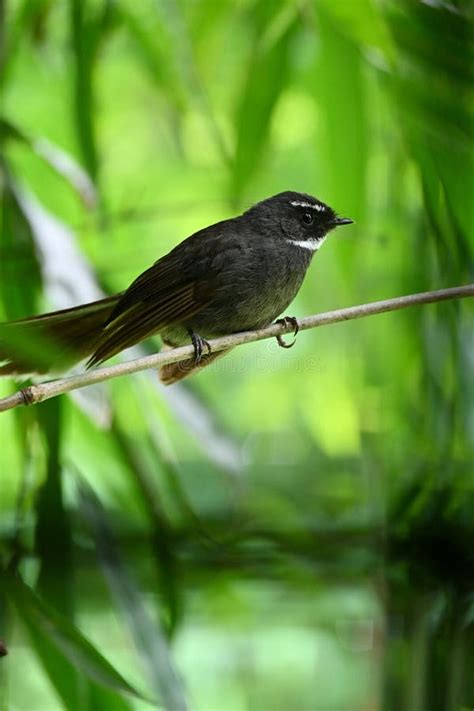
189, 330, 212, 364
275, 316, 299, 349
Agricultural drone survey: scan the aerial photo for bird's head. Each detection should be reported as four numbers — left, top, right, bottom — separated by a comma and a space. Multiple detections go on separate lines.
244, 191, 353, 252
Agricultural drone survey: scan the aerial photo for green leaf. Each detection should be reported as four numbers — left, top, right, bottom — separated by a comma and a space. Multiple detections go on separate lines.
231, 1, 299, 201
0, 587, 11, 711
117, 5, 185, 111
0, 117, 97, 207
4, 572, 149, 703
78, 478, 188, 711
0, 118, 28, 145
385, 0, 474, 246
314, 7, 368, 224
0, 0, 56, 90
110, 417, 182, 636
316, 0, 393, 56
69, 0, 105, 182
20, 616, 135, 711
35, 397, 72, 610
0, 165, 43, 320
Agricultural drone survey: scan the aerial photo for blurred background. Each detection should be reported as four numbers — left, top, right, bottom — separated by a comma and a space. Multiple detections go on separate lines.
0, 0, 473, 709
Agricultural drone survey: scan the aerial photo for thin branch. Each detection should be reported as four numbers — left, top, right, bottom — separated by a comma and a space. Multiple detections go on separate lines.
0, 284, 473, 413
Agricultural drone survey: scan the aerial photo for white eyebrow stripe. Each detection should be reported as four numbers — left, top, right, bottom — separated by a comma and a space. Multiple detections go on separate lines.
290, 200, 326, 212
286, 236, 327, 252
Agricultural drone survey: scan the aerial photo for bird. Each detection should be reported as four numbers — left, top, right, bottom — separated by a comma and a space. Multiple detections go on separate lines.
0, 191, 352, 384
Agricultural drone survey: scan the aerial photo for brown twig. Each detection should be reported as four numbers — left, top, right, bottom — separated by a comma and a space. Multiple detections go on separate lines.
0, 285, 472, 413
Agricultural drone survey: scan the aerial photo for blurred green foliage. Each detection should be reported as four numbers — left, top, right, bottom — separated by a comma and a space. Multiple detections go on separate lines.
0, 1, 473, 709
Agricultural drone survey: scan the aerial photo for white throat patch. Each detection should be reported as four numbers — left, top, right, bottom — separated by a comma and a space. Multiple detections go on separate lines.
287, 236, 327, 252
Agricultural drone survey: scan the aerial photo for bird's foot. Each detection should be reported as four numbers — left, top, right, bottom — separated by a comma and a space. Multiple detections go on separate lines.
189, 331, 211, 364
275, 316, 299, 349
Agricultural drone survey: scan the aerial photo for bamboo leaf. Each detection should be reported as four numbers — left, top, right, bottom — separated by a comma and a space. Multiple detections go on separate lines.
0, 118, 97, 207
35, 398, 71, 615
78, 479, 188, 711
316, 0, 393, 56
117, 5, 185, 111
4, 572, 149, 703
0, 165, 43, 320
0, 0, 56, 89
385, 0, 474, 245
231, 1, 299, 200
69, 0, 103, 182
314, 7, 368, 224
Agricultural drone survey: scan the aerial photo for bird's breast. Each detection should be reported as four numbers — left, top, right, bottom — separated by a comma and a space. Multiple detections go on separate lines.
188, 240, 313, 336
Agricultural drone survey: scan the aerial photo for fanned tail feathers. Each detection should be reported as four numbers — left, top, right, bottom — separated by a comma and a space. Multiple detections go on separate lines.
0, 295, 119, 377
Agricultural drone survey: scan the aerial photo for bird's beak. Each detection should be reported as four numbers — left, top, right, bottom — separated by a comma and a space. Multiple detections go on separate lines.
331, 216, 353, 226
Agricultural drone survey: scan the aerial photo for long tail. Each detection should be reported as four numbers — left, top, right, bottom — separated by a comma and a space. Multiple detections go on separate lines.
0, 295, 120, 377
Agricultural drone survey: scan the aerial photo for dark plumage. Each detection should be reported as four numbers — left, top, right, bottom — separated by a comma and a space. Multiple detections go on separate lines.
0, 191, 352, 384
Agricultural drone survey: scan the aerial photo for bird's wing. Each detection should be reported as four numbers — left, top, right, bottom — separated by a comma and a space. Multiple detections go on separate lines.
87, 223, 234, 366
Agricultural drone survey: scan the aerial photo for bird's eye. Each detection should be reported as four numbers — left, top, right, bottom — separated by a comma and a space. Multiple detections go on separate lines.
302, 212, 314, 225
